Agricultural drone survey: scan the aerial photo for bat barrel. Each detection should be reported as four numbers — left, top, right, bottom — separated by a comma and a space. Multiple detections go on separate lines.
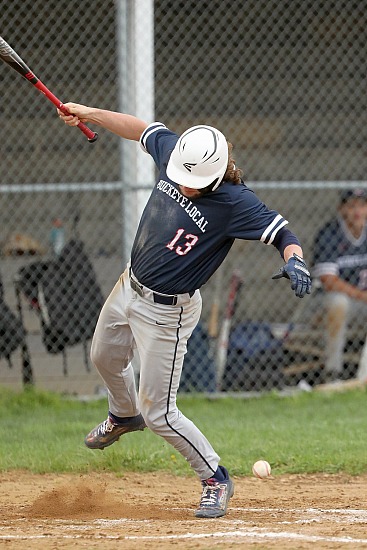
0, 36, 98, 143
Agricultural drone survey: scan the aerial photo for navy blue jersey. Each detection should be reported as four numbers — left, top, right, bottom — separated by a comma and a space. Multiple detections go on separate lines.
313, 216, 367, 289
131, 123, 288, 294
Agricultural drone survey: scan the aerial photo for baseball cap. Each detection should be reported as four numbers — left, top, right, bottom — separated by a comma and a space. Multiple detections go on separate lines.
339, 188, 367, 204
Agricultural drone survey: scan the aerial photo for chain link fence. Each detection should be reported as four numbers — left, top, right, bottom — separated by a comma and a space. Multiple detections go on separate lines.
0, 0, 365, 394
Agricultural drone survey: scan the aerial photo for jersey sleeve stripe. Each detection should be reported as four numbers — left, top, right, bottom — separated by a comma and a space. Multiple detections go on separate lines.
260, 215, 288, 244
140, 122, 167, 153
266, 219, 289, 245
312, 262, 339, 277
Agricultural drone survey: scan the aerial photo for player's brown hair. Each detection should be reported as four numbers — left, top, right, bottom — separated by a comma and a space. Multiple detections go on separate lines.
223, 142, 243, 184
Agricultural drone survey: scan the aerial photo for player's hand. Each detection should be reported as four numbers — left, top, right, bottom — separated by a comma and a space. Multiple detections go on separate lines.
57, 102, 91, 126
272, 253, 312, 298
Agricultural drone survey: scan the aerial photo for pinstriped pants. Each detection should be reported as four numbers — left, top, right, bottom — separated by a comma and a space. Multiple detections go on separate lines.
90, 266, 220, 480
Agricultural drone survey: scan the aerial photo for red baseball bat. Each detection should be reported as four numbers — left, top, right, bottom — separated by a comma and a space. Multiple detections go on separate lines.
0, 36, 98, 143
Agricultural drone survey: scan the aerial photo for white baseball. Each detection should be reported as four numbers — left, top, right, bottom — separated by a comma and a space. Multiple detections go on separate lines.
252, 460, 271, 479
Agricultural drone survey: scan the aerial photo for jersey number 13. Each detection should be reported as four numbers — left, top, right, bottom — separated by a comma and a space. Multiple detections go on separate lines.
167, 228, 198, 256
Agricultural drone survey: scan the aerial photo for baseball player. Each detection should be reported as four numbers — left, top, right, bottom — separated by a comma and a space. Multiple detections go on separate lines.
312, 188, 367, 383
58, 104, 311, 518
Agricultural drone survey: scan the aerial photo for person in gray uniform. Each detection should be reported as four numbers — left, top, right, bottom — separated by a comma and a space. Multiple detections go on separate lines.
58, 103, 311, 519
313, 188, 367, 383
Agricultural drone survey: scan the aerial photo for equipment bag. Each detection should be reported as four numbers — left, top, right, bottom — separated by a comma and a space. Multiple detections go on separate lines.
17, 239, 104, 355
221, 321, 288, 391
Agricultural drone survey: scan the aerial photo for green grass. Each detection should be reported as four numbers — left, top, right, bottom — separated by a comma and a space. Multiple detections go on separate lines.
1, 385, 367, 477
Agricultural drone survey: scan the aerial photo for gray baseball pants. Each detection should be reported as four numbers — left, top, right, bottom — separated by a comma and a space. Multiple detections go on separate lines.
90, 265, 220, 480
323, 291, 367, 380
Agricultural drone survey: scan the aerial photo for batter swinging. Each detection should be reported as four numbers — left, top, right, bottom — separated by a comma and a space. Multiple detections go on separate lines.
58, 104, 311, 518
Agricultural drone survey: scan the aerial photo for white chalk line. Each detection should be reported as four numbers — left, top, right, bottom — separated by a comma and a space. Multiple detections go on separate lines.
232, 507, 367, 515
232, 507, 367, 524
1, 507, 367, 545
1, 530, 367, 544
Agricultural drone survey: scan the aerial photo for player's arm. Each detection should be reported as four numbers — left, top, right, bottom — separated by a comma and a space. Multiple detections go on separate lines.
57, 102, 148, 141
320, 274, 367, 303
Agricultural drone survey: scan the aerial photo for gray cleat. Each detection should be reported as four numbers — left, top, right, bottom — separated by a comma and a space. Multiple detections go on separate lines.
195, 468, 234, 518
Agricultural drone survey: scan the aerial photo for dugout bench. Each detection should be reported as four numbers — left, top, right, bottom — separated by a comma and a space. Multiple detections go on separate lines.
280, 312, 366, 387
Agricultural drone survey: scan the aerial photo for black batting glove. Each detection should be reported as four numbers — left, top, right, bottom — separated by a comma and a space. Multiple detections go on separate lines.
272, 253, 312, 298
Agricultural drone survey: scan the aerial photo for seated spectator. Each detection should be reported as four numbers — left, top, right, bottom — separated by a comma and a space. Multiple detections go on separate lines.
312, 188, 367, 383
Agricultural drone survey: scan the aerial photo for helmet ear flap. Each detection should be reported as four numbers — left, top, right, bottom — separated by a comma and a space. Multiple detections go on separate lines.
211, 177, 222, 191
198, 178, 221, 196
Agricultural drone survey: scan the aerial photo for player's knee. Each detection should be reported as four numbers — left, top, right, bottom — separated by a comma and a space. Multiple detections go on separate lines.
90, 339, 132, 375
90, 340, 113, 375
90, 339, 108, 371
326, 292, 350, 313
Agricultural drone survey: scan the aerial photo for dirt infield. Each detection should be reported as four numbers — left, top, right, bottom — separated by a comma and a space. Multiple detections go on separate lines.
1, 471, 367, 549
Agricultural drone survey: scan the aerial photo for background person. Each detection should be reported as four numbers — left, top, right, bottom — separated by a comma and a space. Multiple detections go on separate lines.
58, 102, 311, 518
312, 188, 367, 383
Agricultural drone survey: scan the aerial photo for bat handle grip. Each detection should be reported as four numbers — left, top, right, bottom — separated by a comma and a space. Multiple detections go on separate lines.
58, 103, 98, 143
79, 122, 98, 142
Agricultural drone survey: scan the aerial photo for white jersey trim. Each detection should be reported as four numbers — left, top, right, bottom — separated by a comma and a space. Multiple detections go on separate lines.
140, 122, 167, 153
267, 219, 289, 245
260, 214, 288, 245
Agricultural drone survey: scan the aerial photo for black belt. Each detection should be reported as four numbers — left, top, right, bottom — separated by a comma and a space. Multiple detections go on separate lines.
129, 271, 194, 306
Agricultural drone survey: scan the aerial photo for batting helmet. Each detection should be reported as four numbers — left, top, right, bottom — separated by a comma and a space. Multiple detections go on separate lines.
166, 125, 229, 190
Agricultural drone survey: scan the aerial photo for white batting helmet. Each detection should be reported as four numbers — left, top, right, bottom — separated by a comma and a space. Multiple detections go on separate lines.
166, 125, 228, 190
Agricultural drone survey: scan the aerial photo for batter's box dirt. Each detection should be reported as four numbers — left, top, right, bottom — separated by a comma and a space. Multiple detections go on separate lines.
0, 471, 367, 549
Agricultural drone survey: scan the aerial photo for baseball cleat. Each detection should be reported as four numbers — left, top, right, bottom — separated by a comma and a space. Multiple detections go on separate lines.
85, 413, 146, 450
195, 467, 234, 518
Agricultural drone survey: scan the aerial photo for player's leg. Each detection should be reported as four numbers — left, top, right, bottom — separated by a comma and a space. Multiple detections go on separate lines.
324, 292, 350, 378
85, 269, 145, 449
350, 301, 367, 382
130, 290, 219, 476
130, 291, 233, 517
357, 337, 367, 382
